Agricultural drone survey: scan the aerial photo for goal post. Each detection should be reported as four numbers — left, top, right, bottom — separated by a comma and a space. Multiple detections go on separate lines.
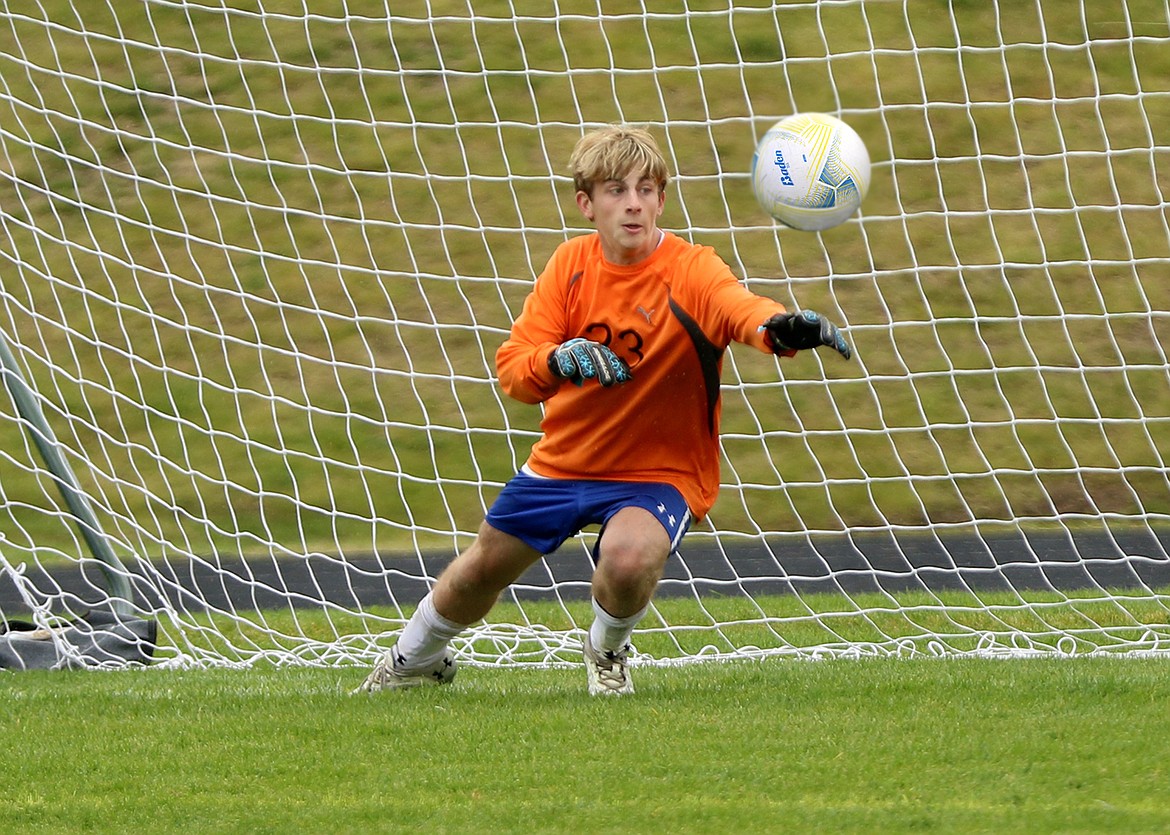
1, 1, 1169, 667
0, 325, 133, 615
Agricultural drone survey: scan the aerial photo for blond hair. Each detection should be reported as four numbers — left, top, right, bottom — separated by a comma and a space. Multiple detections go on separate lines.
568, 125, 670, 196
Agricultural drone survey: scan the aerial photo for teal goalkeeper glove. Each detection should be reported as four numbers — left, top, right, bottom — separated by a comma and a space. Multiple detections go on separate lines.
548, 338, 633, 387
761, 310, 852, 360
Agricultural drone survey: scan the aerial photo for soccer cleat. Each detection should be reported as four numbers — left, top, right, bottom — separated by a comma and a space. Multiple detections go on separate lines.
582, 635, 634, 696
350, 645, 456, 694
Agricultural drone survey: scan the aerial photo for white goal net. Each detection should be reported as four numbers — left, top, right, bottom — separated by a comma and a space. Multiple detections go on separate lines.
2, 1, 1169, 668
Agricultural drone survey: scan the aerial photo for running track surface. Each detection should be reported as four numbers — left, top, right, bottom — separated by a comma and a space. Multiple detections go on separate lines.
3, 528, 1168, 616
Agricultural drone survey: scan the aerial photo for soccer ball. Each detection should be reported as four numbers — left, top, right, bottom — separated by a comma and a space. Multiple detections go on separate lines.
750, 112, 871, 231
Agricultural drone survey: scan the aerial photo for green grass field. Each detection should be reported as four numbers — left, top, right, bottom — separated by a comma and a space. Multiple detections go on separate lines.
4, 658, 1170, 833
5, 591, 1167, 832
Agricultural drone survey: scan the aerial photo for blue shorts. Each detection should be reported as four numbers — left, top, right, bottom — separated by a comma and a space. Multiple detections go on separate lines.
485, 467, 692, 557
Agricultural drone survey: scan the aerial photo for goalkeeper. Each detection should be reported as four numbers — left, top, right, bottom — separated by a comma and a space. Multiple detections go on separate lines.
355, 124, 850, 696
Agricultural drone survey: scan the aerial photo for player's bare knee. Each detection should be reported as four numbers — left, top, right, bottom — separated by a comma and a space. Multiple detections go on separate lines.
446, 554, 513, 596
597, 541, 665, 587
444, 531, 538, 595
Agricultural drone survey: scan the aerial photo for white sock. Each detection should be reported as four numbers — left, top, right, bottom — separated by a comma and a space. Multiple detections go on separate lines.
589, 597, 647, 653
393, 592, 467, 670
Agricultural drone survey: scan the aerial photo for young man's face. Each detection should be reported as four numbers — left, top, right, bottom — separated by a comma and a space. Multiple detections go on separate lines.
576, 171, 665, 266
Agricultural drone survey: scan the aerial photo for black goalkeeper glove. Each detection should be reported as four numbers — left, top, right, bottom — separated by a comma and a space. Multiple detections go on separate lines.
548, 338, 633, 387
761, 310, 852, 361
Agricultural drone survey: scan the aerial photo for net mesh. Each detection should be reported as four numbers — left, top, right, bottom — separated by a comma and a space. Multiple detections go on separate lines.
1, 1, 1168, 666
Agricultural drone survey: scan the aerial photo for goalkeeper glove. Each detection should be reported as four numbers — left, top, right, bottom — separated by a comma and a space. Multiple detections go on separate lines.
761, 310, 852, 360
548, 338, 633, 387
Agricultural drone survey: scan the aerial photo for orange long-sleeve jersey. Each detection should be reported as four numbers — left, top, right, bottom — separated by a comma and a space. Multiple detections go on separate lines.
496, 231, 788, 520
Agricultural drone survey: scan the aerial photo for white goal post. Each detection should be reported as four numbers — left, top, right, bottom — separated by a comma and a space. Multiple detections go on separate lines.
2, 2, 1169, 668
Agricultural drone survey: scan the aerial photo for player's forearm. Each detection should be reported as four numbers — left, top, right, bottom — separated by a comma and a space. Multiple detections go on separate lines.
721, 287, 788, 354
495, 339, 562, 404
